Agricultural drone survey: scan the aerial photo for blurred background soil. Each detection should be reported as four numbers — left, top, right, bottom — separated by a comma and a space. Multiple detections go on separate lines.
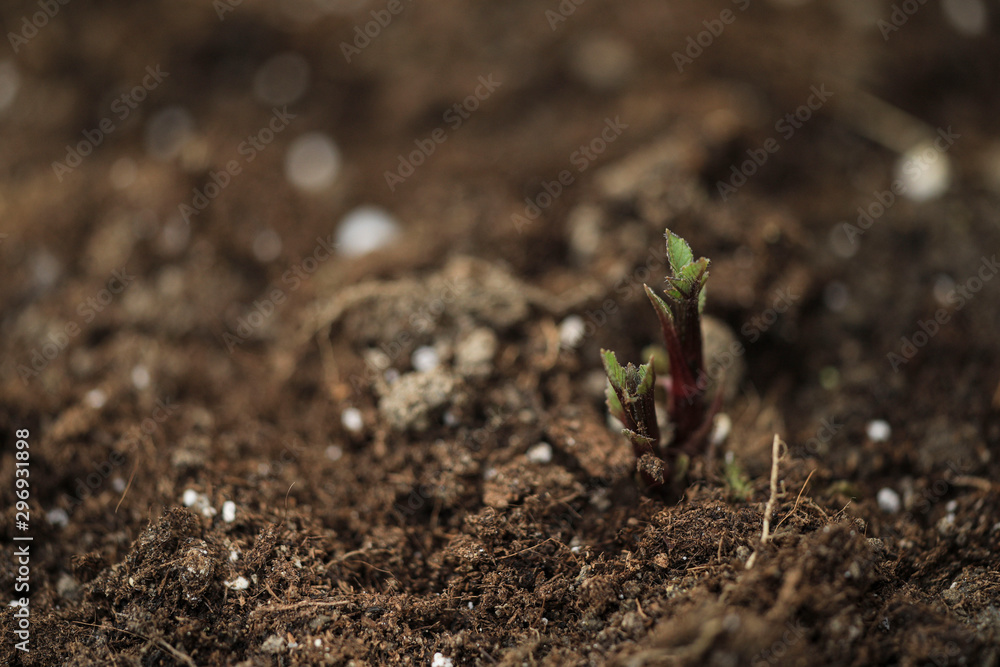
2, 0, 1000, 665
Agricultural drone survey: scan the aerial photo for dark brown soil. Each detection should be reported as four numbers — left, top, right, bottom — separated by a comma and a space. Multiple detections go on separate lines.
3, 1, 1000, 665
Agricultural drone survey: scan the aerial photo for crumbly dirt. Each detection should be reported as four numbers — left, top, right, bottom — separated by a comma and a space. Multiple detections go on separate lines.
2, 1, 1000, 665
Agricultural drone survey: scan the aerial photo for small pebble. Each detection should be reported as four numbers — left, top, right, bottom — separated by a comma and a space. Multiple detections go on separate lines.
431, 653, 454, 667
224, 576, 250, 591
181, 489, 216, 517
568, 35, 635, 91
559, 315, 587, 349
454, 328, 497, 378
222, 500, 237, 523
85, 389, 107, 409
325, 444, 344, 461
942, 0, 987, 35
130, 365, 151, 390
877, 487, 901, 514
526, 442, 553, 464
46, 509, 69, 527
262, 635, 286, 654
710, 413, 732, 447
253, 52, 311, 105
31, 250, 62, 290
896, 140, 951, 202
341, 407, 364, 433
411, 346, 440, 372
285, 132, 341, 192
867, 419, 891, 442
252, 229, 283, 262
336, 206, 401, 256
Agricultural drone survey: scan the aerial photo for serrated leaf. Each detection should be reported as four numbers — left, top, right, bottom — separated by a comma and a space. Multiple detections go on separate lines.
601, 349, 626, 391
679, 259, 707, 289
648, 230, 714, 453
665, 229, 693, 276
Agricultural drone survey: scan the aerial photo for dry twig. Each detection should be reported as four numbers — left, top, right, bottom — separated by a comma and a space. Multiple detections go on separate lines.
745, 433, 785, 569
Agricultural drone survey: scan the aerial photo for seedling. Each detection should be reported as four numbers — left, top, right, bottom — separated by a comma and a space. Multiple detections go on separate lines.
602, 229, 723, 490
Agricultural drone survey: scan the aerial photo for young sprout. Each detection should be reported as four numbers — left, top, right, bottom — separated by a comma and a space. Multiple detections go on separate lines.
602, 229, 724, 490
601, 351, 664, 488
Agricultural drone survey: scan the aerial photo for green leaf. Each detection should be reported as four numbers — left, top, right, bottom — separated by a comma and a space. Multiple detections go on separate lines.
644, 284, 674, 324
636, 357, 656, 396
648, 230, 713, 452
679, 258, 707, 289
665, 229, 693, 276
601, 349, 627, 392
605, 381, 625, 423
